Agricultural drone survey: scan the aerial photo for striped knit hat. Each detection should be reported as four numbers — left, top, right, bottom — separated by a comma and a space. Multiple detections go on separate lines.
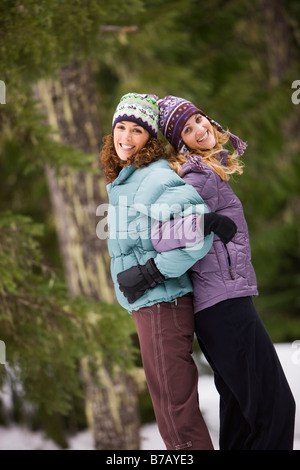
158, 95, 247, 155
112, 93, 159, 137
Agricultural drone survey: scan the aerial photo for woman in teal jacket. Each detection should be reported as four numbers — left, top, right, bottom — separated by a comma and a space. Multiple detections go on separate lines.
100, 92, 236, 450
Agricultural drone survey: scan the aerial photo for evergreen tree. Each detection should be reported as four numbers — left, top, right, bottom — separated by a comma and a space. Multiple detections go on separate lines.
0, 0, 143, 448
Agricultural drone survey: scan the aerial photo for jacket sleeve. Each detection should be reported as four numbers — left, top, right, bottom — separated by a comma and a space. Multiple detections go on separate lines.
133, 163, 214, 278
154, 232, 213, 278
183, 169, 220, 212
133, 165, 207, 221
151, 214, 205, 252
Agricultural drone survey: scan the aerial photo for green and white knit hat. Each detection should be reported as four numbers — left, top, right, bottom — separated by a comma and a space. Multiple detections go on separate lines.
112, 93, 159, 137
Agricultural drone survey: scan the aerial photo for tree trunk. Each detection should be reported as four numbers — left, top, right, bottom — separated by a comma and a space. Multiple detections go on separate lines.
259, 0, 298, 84
259, 0, 300, 141
33, 61, 141, 450
260, 0, 300, 239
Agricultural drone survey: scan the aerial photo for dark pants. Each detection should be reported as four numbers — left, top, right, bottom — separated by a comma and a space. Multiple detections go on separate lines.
195, 296, 296, 450
133, 294, 214, 450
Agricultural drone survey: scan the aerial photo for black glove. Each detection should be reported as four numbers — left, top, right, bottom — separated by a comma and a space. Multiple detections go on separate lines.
204, 213, 237, 244
117, 258, 165, 304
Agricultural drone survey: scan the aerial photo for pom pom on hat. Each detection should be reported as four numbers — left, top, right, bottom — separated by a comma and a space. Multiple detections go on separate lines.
158, 95, 247, 155
112, 93, 159, 137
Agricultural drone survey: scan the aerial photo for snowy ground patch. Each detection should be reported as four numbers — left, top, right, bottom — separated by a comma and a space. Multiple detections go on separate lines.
0, 343, 299, 450
140, 343, 300, 450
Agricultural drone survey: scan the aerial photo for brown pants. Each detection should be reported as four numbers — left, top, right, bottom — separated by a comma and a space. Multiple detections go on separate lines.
133, 294, 213, 450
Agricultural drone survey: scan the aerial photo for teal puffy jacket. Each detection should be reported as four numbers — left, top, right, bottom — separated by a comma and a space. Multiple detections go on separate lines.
106, 159, 213, 313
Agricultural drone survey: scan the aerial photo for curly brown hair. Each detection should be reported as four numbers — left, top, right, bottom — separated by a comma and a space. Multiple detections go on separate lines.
99, 134, 167, 183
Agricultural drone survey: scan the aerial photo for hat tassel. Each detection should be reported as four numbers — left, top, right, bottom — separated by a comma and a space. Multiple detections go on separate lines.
229, 132, 247, 156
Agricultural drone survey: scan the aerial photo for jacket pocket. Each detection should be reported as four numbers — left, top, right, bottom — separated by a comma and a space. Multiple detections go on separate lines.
224, 244, 235, 280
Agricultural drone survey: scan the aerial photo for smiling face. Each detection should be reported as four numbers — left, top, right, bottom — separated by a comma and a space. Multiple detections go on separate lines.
113, 121, 150, 161
181, 113, 216, 151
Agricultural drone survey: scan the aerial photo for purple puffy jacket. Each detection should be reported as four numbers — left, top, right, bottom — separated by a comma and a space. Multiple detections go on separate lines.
152, 151, 258, 313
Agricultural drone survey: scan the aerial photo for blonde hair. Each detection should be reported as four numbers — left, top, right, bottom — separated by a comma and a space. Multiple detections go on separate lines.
167, 128, 244, 181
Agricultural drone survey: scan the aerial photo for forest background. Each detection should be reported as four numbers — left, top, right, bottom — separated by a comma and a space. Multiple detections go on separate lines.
0, 0, 299, 450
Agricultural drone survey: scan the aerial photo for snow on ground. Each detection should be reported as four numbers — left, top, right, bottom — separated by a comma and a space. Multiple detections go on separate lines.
0, 343, 299, 450
140, 343, 300, 451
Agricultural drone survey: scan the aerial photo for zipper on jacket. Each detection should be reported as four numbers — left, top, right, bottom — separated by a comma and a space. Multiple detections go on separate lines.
224, 244, 235, 280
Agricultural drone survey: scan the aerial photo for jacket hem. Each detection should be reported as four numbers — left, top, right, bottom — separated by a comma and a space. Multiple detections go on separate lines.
193, 289, 259, 314
126, 288, 193, 314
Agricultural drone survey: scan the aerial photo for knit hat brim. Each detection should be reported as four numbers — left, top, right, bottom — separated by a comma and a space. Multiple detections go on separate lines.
112, 93, 159, 137
158, 98, 201, 152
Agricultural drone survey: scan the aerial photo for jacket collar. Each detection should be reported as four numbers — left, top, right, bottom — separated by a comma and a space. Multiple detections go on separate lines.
217, 150, 229, 166
110, 164, 137, 188
107, 159, 172, 192
182, 149, 229, 174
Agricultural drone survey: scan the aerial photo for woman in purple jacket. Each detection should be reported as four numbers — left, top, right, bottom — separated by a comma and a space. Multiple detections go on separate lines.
155, 95, 296, 450
119, 95, 296, 450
